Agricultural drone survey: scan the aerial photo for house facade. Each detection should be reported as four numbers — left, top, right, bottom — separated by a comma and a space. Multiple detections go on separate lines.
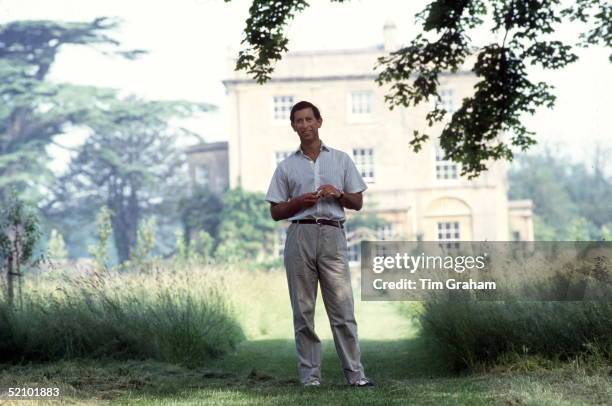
185, 141, 229, 196
221, 22, 534, 260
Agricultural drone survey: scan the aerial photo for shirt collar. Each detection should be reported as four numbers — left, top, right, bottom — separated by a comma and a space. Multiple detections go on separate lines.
295, 140, 329, 156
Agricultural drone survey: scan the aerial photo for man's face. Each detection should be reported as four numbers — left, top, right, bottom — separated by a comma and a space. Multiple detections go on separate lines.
291, 107, 323, 144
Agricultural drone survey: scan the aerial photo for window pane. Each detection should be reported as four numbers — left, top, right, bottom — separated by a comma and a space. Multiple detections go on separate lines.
273, 96, 294, 121
352, 148, 375, 183
195, 166, 209, 186
435, 142, 459, 180
351, 91, 373, 114
436, 221, 461, 242
440, 88, 454, 113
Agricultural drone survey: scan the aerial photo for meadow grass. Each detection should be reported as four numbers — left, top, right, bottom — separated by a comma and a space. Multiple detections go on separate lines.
0, 263, 244, 365
0, 264, 610, 405
416, 299, 611, 370
401, 241, 612, 371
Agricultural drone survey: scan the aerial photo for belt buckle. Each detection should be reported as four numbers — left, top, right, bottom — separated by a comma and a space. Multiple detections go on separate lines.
315, 218, 324, 226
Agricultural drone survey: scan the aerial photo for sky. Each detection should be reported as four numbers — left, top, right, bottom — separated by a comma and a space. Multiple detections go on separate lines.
1, 0, 610, 173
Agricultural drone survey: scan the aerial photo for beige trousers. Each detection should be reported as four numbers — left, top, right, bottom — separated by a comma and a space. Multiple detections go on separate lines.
283, 222, 365, 384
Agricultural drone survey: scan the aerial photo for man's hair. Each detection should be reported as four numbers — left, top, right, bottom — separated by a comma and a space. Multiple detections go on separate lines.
290, 101, 322, 123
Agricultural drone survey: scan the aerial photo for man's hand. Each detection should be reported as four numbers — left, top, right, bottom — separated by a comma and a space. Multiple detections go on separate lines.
316, 185, 363, 211
270, 192, 320, 221
316, 184, 342, 199
295, 192, 320, 208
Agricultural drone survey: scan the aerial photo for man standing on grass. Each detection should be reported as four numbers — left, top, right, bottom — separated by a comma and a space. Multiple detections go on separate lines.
265, 101, 374, 388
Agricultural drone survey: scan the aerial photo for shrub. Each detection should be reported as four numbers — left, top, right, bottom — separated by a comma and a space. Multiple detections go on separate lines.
215, 187, 275, 262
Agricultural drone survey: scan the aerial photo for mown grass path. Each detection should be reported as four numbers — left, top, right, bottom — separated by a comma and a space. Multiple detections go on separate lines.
1, 299, 610, 405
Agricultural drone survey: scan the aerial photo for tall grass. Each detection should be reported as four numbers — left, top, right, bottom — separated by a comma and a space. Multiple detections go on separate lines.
408, 242, 612, 370
0, 264, 244, 366
417, 300, 612, 370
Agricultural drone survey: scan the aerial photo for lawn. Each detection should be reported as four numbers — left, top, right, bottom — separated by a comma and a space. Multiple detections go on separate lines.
0, 268, 610, 405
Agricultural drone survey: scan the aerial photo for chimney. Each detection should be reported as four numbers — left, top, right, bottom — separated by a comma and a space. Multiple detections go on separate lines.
383, 19, 398, 51
226, 46, 238, 79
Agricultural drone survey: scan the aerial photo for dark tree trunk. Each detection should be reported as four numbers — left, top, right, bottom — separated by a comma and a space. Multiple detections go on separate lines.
109, 179, 140, 264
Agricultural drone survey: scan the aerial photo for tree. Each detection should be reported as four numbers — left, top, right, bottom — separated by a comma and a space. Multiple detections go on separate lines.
215, 187, 276, 262
509, 147, 612, 240
564, 217, 595, 241
508, 150, 578, 229
47, 229, 68, 262
178, 185, 224, 249
50, 96, 214, 263
0, 18, 144, 203
88, 206, 113, 271
128, 216, 159, 272
0, 192, 41, 306
564, 144, 612, 230
228, 0, 610, 178
175, 229, 215, 264
345, 212, 387, 236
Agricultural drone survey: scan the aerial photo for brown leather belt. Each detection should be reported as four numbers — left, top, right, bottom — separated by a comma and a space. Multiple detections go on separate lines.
292, 219, 344, 229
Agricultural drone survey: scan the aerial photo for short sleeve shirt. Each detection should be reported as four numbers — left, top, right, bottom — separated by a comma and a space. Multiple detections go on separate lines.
265, 141, 367, 221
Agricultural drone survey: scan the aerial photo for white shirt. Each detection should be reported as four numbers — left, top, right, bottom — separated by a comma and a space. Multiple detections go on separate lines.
265, 141, 367, 221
